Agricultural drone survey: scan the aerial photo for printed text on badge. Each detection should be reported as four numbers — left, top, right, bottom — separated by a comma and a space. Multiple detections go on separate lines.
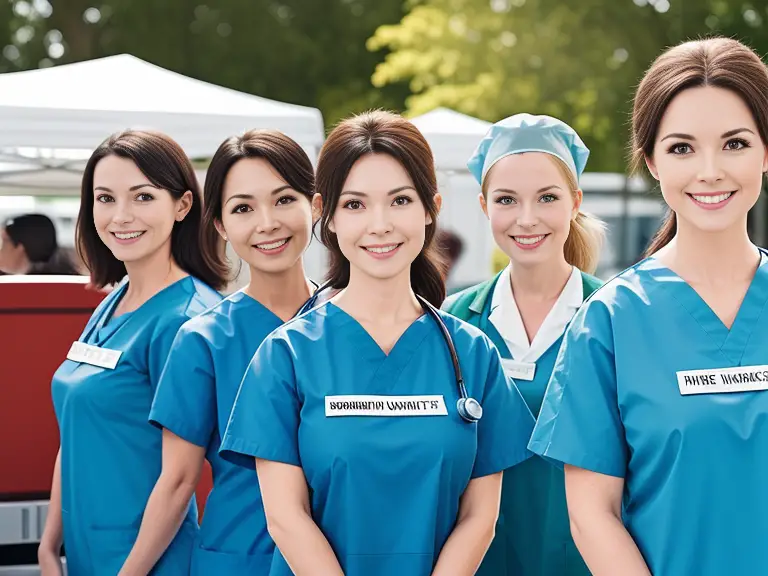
325, 395, 448, 417
677, 365, 768, 395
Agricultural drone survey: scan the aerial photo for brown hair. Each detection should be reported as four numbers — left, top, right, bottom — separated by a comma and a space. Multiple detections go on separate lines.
632, 37, 768, 257
201, 130, 315, 283
314, 110, 446, 307
77, 130, 226, 290
482, 154, 605, 274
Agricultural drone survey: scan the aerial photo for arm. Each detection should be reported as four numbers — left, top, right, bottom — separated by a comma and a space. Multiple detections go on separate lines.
431, 472, 503, 576
38, 448, 63, 575
118, 430, 205, 576
256, 458, 344, 576
565, 465, 651, 576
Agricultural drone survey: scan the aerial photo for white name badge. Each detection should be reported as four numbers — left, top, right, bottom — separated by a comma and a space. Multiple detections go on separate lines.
677, 365, 768, 395
501, 358, 536, 381
325, 395, 448, 417
66, 341, 122, 370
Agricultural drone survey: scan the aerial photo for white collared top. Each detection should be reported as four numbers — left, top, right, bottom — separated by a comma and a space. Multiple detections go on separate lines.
489, 264, 583, 363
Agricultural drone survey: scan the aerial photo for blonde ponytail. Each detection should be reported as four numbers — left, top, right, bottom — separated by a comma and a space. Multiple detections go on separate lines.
564, 211, 606, 274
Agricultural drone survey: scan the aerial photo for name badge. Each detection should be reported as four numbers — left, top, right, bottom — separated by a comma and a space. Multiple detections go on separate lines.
677, 365, 768, 395
501, 358, 536, 381
66, 341, 122, 370
325, 395, 448, 417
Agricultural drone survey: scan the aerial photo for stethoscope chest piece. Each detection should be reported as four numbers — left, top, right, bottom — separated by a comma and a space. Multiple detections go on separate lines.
457, 396, 483, 423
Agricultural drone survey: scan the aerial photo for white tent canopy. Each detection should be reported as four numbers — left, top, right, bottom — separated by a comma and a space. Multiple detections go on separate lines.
0, 53, 325, 162
411, 107, 491, 172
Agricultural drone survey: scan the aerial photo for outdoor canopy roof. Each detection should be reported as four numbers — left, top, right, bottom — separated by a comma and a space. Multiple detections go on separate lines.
0, 54, 326, 196
410, 107, 491, 172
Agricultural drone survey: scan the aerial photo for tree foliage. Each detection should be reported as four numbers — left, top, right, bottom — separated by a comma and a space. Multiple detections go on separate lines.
370, 0, 768, 171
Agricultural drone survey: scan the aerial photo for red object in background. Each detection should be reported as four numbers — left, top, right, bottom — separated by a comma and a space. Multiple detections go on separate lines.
0, 276, 213, 518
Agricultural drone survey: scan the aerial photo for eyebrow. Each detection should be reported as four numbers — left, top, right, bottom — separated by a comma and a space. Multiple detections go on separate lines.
490, 184, 562, 195
224, 185, 294, 206
660, 128, 756, 142
93, 183, 159, 193
340, 185, 416, 197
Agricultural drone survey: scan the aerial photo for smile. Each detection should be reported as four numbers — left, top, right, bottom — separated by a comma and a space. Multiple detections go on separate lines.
363, 243, 403, 258
687, 191, 735, 209
511, 234, 548, 249
254, 237, 291, 253
111, 231, 145, 243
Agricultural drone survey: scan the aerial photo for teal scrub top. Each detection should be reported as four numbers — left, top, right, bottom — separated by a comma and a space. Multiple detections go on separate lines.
150, 290, 290, 575
51, 276, 221, 576
530, 251, 768, 575
443, 269, 601, 576
220, 302, 535, 576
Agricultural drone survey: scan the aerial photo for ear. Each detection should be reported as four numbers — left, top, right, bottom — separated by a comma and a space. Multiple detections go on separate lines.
427, 193, 443, 226
175, 190, 194, 222
311, 193, 323, 224
571, 188, 583, 219
762, 146, 768, 174
213, 218, 227, 242
478, 192, 489, 219
644, 155, 660, 181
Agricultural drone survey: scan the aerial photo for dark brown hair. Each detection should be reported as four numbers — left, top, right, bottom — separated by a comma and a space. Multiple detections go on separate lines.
77, 130, 226, 290
201, 129, 315, 282
632, 37, 768, 257
314, 110, 446, 307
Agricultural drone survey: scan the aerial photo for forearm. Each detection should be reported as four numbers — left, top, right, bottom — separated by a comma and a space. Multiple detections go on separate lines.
118, 475, 197, 576
571, 512, 651, 576
39, 449, 63, 552
431, 513, 496, 576
268, 512, 344, 576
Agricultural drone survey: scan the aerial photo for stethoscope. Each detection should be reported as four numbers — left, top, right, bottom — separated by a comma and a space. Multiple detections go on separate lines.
296, 283, 483, 423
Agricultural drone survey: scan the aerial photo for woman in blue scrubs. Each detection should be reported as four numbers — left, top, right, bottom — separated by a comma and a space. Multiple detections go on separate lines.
220, 111, 536, 576
37, 130, 225, 576
529, 37, 768, 576
124, 130, 318, 575
443, 114, 604, 576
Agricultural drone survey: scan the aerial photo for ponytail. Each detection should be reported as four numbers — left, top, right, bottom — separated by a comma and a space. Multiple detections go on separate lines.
563, 211, 606, 274
411, 244, 447, 308
643, 210, 676, 258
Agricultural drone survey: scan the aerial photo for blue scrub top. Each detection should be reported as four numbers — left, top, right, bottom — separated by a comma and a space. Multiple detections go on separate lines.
220, 302, 535, 576
150, 290, 284, 575
529, 250, 768, 575
51, 276, 221, 576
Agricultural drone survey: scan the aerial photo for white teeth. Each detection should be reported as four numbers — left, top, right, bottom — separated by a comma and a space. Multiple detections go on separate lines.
691, 192, 732, 204
256, 238, 288, 250
114, 231, 144, 240
514, 235, 545, 245
365, 245, 399, 254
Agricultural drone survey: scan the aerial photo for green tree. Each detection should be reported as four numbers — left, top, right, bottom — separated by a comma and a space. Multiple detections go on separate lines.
369, 0, 768, 172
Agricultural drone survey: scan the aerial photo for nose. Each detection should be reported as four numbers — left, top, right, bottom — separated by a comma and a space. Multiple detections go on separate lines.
255, 205, 281, 234
111, 199, 135, 225
368, 205, 394, 235
515, 201, 539, 228
697, 149, 725, 184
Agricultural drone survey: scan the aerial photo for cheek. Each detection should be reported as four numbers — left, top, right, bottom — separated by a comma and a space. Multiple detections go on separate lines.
488, 207, 514, 236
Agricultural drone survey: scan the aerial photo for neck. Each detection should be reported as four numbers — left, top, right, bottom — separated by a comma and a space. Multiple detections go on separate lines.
662, 218, 758, 284
509, 255, 573, 301
335, 265, 420, 323
123, 241, 184, 302
246, 261, 312, 321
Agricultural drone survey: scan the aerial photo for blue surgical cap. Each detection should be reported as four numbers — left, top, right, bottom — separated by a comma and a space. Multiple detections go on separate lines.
467, 113, 590, 185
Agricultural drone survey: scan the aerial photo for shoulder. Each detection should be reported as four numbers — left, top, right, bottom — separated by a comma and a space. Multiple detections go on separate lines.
172, 291, 243, 346
441, 276, 497, 318
437, 310, 498, 359
151, 277, 222, 337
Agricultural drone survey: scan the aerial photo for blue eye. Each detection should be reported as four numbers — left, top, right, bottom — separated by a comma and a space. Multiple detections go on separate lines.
539, 194, 558, 203
495, 196, 516, 205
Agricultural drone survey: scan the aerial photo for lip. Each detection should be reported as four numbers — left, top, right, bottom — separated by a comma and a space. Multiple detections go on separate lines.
361, 242, 403, 260
110, 231, 145, 245
686, 191, 736, 211
509, 233, 549, 251
253, 237, 291, 255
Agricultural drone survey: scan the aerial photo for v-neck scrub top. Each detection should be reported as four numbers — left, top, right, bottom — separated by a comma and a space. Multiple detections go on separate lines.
51, 276, 221, 576
530, 250, 768, 575
220, 301, 535, 576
